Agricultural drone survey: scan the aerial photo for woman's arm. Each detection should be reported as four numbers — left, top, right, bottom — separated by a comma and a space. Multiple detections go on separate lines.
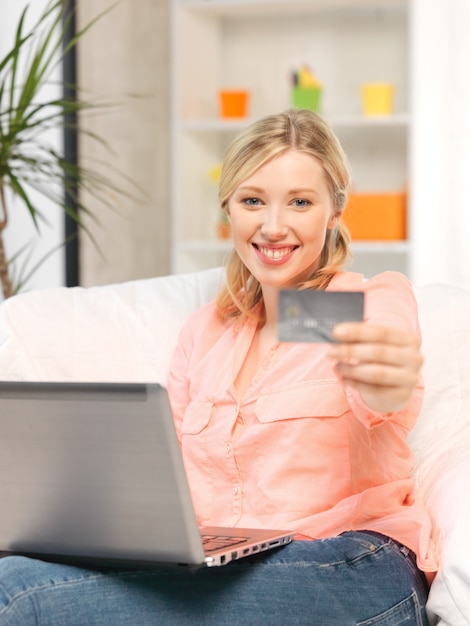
329, 322, 423, 414
328, 271, 424, 416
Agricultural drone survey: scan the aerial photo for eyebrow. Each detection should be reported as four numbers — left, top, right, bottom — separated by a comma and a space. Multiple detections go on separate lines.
234, 186, 264, 194
235, 185, 320, 197
289, 188, 320, 197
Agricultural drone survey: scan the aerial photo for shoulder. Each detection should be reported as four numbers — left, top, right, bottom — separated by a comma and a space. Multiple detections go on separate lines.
365, 272, 418, 332
330, 270, 418, 331
175, 299, 230, 353
184, 299, 221, 325
362, 271, 416, 309
169, 300, 228, 381
179, 299, 223, 335
364, 270, 413, 293
329, 269, 412, 293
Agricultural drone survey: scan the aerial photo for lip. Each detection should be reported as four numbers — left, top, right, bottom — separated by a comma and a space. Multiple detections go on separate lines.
252, 243, 298, 265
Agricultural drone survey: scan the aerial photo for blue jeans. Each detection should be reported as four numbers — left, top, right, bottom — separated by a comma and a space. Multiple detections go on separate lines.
0, 532, 429, 625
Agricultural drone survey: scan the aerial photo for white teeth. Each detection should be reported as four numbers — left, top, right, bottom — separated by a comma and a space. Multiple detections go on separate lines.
259, 247, 292, 259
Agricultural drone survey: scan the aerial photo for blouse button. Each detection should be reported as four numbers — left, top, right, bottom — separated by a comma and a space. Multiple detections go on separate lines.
226, 444, 231, 454
232, 486, 239, 495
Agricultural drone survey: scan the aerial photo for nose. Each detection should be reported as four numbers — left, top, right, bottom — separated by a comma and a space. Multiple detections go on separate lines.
260, 206, 288, 240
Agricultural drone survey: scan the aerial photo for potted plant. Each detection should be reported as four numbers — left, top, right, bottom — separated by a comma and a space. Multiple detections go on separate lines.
0, 0, 128, 299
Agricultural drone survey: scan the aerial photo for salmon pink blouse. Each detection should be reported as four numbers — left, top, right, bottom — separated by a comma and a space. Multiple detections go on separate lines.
167, 270, 438, 574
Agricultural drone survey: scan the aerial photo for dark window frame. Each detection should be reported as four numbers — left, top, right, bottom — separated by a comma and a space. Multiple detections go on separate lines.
62, 0, 79, 287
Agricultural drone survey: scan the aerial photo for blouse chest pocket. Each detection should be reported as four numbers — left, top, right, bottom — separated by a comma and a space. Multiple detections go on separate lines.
180, 400, 213, 435
254, 381, 350, 423
179, 400, 214, 523
255, 381, 349, 423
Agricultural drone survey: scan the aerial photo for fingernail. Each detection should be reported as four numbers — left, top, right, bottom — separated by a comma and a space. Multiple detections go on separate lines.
332, 323, 348, 339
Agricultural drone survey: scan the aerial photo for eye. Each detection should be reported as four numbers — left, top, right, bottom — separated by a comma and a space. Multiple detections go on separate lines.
243, 197, 262, 207
291, 198, 311, 208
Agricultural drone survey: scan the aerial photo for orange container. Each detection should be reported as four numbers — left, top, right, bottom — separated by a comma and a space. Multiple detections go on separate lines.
342, 192, 407, 240
219, 90, 249, 119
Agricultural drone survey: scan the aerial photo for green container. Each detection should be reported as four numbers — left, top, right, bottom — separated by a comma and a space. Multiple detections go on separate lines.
292, 86, 322, 112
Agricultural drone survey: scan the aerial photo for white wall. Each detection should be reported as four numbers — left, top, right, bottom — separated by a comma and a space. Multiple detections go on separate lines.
0, 0, 65, 294
77, 0, 170, 287
410, 0, 470, 289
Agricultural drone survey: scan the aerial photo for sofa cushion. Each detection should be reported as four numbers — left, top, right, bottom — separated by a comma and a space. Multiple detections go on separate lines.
0, 267, 223, 384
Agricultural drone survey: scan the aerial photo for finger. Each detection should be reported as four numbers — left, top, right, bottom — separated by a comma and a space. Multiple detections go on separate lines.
334, 361, 421, 389
332, 322, 420, 348
333, 372, 417, 413
329, 341, 423, 370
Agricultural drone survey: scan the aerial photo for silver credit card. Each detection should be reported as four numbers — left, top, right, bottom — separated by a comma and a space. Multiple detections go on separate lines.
278, 290, 364, 343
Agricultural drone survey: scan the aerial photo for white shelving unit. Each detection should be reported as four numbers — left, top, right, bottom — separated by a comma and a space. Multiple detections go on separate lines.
171, 0, 410, 277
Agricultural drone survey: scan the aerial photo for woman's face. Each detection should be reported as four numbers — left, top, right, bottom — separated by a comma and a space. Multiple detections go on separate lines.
226, 149, 338, 290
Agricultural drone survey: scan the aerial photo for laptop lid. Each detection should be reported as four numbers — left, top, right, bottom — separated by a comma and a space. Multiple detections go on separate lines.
0, 382, 293, 567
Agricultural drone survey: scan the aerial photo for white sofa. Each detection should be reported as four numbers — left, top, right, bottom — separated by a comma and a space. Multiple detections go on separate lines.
0, 267, 469, 625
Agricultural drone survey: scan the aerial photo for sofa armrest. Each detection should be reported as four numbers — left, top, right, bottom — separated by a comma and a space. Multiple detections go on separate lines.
425, 453, 470, 625
411, 283, 470, 624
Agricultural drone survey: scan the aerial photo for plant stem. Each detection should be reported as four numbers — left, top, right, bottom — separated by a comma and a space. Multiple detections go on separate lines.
0, 183, 13, 299
0, 231, 13, 300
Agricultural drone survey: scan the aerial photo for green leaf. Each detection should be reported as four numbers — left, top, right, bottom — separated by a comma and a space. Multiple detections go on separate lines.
8, 6, 29, 115
8, 173, 41, 228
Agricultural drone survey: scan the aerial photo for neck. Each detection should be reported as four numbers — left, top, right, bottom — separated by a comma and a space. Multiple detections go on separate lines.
260, 285, 280, 331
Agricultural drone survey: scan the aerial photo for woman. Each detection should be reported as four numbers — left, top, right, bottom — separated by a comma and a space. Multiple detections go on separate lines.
0, 110, 437, 624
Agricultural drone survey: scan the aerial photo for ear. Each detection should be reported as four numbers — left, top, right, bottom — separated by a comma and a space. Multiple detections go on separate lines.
327, 212, 340, 230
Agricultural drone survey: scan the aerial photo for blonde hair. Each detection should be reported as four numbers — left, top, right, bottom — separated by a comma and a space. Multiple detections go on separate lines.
216, 109, 353, 320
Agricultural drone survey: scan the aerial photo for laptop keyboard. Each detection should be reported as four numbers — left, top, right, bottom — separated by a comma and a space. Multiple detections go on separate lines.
201, 534, 248, 553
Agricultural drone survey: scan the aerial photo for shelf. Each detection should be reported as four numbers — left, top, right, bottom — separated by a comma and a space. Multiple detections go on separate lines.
181, 119, 253, 132
181, 114, 410, 132
173, 239, 410, 276
178, 240, 231, 252
351, 241, 409, 253
180, 0, 407, 18
172, 0, 412, 278
179, 240, 409, 254
327, 114, 410, 129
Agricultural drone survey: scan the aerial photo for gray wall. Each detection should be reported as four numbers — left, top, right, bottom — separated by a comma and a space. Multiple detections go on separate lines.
77, 0, 170, 286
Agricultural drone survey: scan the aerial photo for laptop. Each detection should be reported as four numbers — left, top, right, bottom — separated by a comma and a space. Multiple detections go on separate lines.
0, 381, 294, 568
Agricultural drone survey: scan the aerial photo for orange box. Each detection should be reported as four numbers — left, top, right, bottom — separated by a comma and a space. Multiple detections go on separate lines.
342, 192, 407, 240
219, 90, 249, 119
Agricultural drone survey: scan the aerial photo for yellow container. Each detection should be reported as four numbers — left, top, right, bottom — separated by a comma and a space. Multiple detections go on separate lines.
361, 83, 394, 117
342, 192, 407, 240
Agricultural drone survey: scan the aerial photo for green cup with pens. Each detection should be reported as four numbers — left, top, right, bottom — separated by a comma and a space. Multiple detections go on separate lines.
291, 66, 322, 113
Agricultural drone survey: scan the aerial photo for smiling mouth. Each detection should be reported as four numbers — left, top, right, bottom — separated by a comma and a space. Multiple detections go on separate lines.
253, 244, 298, 260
